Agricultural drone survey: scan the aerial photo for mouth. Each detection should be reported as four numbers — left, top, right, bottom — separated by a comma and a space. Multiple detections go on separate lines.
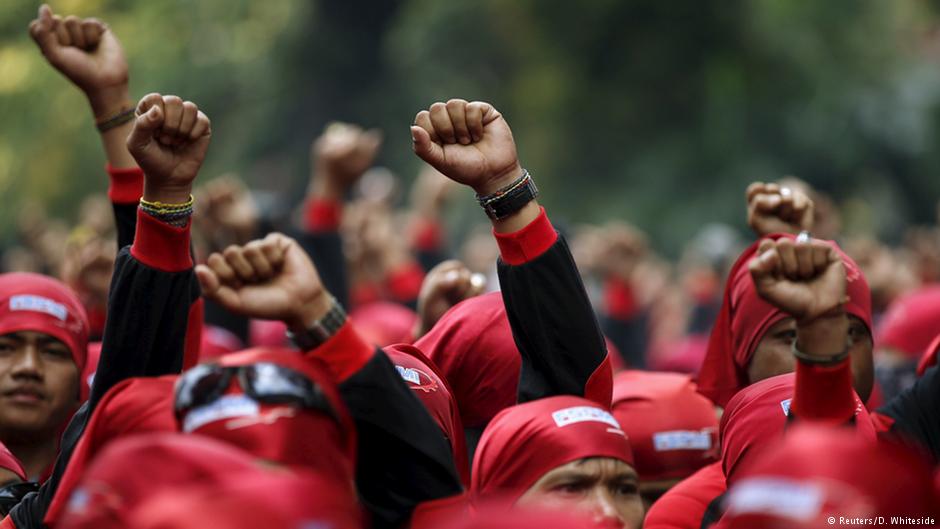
2, 387, 46, 404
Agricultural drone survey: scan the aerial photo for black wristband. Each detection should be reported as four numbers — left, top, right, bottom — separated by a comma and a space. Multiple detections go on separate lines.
476, 170, 539, 220
96, 107, 136, 133
791, 338, 850, 367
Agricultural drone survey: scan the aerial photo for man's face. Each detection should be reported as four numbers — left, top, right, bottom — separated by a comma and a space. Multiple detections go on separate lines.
518, 457, 644, 529
0, 331, 79, 441
748, 315, 873, 402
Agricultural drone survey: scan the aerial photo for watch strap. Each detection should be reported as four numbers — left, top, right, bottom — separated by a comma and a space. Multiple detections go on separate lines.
286, 296, 347, 351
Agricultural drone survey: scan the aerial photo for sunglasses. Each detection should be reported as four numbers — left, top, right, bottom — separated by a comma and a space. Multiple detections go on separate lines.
0, 481, 39, 516
173, 362, 340, 426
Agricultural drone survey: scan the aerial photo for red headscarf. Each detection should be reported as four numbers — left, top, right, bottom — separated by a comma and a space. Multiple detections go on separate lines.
126, 470, 363, 529
450, 503, 597, 529
472, 395, 634, 502
178, 348, 356, 482
0, 272, 89, 373
643, 461, 726, 529
697, 234, 871, 408
0, 442, 25, 482
59, 433, 261, 529
416, 292, 519, 428
719, 373, 875, 486
384, 343, 469, 484
877, 284, 940, 359
718, 425, 938, 528
610, 371, 718, 482
44, 376, 178, 527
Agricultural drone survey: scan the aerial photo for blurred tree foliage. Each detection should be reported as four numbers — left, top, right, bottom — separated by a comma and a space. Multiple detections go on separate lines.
2, 0, 940, 254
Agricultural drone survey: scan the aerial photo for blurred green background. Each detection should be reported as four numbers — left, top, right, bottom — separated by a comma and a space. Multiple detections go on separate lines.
2, 0, 940, 255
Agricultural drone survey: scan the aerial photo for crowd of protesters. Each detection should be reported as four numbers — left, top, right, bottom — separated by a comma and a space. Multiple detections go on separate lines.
0, 4, 938, 528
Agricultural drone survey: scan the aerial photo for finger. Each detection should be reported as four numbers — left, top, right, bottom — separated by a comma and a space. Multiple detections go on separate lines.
52, 15, 71, 46
259, 234, 287, 269
207, 285, 242, 312
188, 111, 211, 141
207, 252, 239, 287
64, 15, 86, 49
177, 101, 198, 139
160, 95, 184, 143
763, 183, 780, 195
125, 105, 164, 154
359, 128, 383, 157
429, 102, 457, 144
30, 6, 59, 53
223, 245, 257, 282
445, 99, 471, 145
794, 240, 815, 279
136, 93, 165, 117
469, 273, 487, 296
749, 247, 781, 279
746, 182, 767, 202
811, 243, 829, 271
776, 239, 799, 278
243, 242, 274, 280
465, 102, 485, 142
411, 126, 445, 169
195, 264, 220, 294
413, 110, 440, 143
756, 238, 776, 257
81, 19, 105, 49
753, 193, 782, 213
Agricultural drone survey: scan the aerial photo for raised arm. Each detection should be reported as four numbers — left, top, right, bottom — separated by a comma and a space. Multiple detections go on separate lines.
197, 234, 461, 528
411, 99, 612, 406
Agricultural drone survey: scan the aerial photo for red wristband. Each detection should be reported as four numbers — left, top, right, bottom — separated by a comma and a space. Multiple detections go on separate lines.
106, 163, 144, 204
130, 209, 193, 272
792, 357, 856, 424
493, 207, 558, 265
304, 199, 342, 232
305, 322, 375, 382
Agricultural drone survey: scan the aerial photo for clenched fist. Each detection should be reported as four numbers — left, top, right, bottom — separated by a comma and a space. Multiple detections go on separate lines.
415, 260, 486, 338
749, 237, 846, 323
311, 122, 382, 199
746, 182, 814, 237
411, 99, 522, 195
29, 4, 129, 119
195, 233, 331, 330
126, 94, 211, 204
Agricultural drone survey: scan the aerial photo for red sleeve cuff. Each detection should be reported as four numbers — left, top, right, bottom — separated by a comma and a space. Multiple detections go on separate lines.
387, 262, 425, 302
493, 207, 558, 265
792, 358, 856, 424
305, 322, 375, 382
106, 163, 144, 204
130, 209, 193, 272
304, 199, 342, 232
412, 218, 444, 252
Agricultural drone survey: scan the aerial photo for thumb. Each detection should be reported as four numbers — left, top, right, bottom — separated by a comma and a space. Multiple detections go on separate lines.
411, 126, 445, 169
126, 105, 164, 154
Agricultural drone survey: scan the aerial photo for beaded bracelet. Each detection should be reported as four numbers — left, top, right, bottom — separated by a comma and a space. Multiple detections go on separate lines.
96, 108, 136, 133
139, 195, 195, 214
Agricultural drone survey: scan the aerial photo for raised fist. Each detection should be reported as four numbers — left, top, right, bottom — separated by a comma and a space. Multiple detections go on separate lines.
126, 93, 211, 203
28, 4, 129, 117
195, 233, 330, 329
749, 237, 846, 323
411, 99, 522, 195
311, 122, 382, 197
746, 182, 814, 237
415, 260, 486, 337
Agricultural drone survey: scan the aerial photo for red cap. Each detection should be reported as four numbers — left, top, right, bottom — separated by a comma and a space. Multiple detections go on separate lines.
0, 442, 25, 482
385, 343, 469, 485
59, 433, 261, 529
610, 371, 718, 482
471, 395, 634, 503
350, 301, 418, 347
719, 373, 875, 487
44, 376, 178, 527
415, 292, 521, 428
877, 285, 940, 359
643, 461, 726, 529
718, 425, 938, 528
198, 324, 244, 361
697, 234, 871, 408
0, 272, 89, 373
246, 319, 287, 348
126, 469, 363, 529
178, 347, 356, 482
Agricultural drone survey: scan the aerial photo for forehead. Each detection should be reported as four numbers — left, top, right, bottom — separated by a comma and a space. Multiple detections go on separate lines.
545, 457, 637, 480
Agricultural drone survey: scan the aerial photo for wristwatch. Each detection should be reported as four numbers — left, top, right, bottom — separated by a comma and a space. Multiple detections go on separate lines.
286, 296, 347, 351
477, 170, 539, 221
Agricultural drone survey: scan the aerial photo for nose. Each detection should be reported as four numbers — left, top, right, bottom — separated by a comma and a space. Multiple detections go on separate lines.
10, 346, 43, 380
589, 489, 625, 528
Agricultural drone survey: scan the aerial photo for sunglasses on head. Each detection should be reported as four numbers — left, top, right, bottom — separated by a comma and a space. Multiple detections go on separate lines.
0, 481, 39, 516
173, 362, 340, 425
